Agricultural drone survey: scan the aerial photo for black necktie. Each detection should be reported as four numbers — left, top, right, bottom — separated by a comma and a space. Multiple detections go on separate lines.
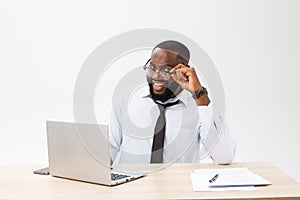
150, 100, 180, 163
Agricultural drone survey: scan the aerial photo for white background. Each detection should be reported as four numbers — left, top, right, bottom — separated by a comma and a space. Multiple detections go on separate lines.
1, 0, 300, 181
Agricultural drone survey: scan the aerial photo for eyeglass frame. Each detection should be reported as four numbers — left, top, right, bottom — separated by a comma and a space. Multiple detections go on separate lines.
143, 59, 176, 80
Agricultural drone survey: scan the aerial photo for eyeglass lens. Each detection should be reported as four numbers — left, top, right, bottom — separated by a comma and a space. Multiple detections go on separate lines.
145, 63, 173, 80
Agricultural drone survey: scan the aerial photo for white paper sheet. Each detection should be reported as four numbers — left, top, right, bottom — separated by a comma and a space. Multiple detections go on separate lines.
191, 167, 271, 192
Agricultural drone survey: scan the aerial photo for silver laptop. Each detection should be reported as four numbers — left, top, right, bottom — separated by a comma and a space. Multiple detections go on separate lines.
46, 121, 144, 186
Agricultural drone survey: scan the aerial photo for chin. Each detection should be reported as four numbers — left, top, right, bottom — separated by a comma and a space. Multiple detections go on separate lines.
148, 83, 175, 102
153, 89, 166, 95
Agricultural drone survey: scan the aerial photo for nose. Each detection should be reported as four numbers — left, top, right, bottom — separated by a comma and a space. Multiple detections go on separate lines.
153, 70, 163, 80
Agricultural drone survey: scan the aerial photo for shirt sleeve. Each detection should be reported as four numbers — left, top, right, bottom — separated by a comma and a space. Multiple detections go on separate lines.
198, 103, 236, 164
108, 101, 123, 162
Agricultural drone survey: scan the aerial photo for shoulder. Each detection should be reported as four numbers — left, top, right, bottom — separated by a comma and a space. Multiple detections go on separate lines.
112, 83, 151, 109
129, 83, 149, 98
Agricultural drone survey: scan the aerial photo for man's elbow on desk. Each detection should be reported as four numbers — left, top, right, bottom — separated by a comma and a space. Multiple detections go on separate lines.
210, 144, 236, 165
211, 155, 234, 165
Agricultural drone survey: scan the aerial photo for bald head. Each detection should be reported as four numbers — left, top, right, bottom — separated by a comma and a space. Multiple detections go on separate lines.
147, 40, 189, 102
152, 40, 190, 65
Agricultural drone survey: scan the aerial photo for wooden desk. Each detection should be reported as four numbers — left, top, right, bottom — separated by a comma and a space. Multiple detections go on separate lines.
1, 162, 300, 200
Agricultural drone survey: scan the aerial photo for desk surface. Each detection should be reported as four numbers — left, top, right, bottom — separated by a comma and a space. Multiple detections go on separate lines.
1, 162, 300, 200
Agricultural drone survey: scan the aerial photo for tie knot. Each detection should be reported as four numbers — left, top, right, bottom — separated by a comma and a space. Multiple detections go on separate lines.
155, 100, 180, 109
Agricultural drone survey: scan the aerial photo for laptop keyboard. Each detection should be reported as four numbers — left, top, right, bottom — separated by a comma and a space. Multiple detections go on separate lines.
111, 173, 130, 181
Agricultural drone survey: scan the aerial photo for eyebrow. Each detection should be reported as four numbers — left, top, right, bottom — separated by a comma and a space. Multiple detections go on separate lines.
149, 62, 174, 68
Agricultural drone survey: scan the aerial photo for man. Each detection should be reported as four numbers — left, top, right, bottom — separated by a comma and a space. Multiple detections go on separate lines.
109, 40, 235, 164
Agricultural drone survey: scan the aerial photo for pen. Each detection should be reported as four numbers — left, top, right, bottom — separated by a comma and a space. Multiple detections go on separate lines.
209, 174, 219, 183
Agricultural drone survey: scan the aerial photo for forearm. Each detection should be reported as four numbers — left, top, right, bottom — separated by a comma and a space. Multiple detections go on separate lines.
209, 122, 236, 164
108, 111, 122, 163
198, 103, 236, 164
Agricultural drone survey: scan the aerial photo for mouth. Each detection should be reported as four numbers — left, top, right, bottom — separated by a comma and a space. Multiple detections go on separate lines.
152, 80, 167, 92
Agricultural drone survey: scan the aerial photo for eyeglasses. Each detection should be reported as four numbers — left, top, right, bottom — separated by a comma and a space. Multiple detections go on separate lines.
143, 59, 175, 80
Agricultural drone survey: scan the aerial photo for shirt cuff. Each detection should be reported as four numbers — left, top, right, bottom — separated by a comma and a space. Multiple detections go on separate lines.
197, 102, 213, 123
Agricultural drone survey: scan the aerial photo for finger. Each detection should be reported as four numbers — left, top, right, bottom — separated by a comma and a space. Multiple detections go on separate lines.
171, 73, 179, 81
176, 69, 189, 81
171, 63, 188, 72
177, 68, 194, 78
171, 70, 187, 82
171, 73, 189, 89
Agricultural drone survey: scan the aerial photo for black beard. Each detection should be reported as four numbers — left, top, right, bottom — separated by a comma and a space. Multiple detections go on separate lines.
148, 81, 182, 103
